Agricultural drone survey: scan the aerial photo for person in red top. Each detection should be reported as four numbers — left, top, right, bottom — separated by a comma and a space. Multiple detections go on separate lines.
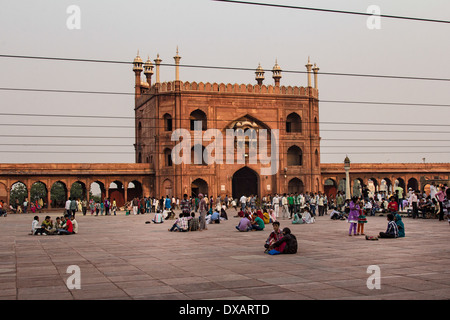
388, 197, 398, 213
58, 214, 73, 235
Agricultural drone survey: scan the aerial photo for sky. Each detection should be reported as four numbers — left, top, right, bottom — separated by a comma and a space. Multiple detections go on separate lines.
0, 0, 449, 164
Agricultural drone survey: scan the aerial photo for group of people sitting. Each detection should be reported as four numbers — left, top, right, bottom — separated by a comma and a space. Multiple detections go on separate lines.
31, 214, 78, 235
235, 206, 315, 232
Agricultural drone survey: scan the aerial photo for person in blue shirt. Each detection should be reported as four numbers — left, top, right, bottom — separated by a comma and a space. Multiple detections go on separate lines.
210, 210, 220, 224
165, 195, 171, 210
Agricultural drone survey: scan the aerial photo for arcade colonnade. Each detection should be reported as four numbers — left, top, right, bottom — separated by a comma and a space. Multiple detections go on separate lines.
321, 163, 450, 199
1, 162, 448, 208
0, 164, 154, 208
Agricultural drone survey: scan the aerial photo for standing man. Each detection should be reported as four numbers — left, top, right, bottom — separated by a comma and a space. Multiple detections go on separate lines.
65, 198, 71, 216
409, 191, 418, 219
132, 197, 139, 215
272, 194, 280, 219
70, 197, 77, 218
180, 194, 191, 216
240, 194, 247, 211
281, 194, 289, 219
82, 198, 88, 216
198, 193, 208, 231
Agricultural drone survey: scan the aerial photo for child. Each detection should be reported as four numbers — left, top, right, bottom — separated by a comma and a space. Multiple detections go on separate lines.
264, 221, 283, 253
357, 208, 368, 235
348, 197, 360, 236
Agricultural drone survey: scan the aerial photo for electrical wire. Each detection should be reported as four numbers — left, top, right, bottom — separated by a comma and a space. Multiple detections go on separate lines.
212, 0, 450, 25
1, 54, 450, 82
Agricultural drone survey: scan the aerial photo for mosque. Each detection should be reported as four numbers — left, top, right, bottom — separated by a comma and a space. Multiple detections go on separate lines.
132, 49, 321, 199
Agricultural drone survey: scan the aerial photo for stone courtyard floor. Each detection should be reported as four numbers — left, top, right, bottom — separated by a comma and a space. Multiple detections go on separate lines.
0, 209, 449, 300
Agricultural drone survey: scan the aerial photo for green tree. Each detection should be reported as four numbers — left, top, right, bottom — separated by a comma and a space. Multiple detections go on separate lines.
10, 182, 27, 206
50, 182, 67, 208
30, 182, 47, 202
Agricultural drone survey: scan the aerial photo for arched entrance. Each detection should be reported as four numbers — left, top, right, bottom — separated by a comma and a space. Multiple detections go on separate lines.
0, 182, 7, 204
50, 181, 67, 208
232, 167, 259, 199
30, 181, 48, 208
407, 178, 419, 192
70, 181, 87, 201
10, 181, 27, 207
109, 181, 125, 207
324, 178, 337, 198
128, 180, 143, 200
191, 178, 208, 198
288, 178, 304, 194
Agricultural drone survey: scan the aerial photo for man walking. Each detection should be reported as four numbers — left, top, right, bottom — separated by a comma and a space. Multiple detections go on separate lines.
198, 193, 208, 231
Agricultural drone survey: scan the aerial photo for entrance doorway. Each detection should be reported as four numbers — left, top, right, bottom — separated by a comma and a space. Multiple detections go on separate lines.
191, 178, 208, 198
232, 167, 259, 199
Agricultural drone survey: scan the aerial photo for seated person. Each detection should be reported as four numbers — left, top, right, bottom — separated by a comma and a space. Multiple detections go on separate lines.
378, 213, 399, 239
387, 197, 398, 213
169, 213, 189, 232
394, 213, 405, 238
0, 200, 6, 217
41, 216, 56, 235
235, 209, 245, 218
330, 209, 342, 220
236, 213, 252, 232
301, 207, 314, 224
54, 217, 63, 230
209, 210, 221, 224
267, 227, 298, 255
188, 212, 199, 231
164, 209, 176, 220
292, 212, 304, 224
152, 210, 164, 223
220, 207, 228, 220
268, 208, 277, 222
58, 214, 74, 235
255, 209, 264, 220
31, 216, 46, 235
264, 221, 283, 252
251, 213, 265, 231
71, 215, 79, 234
262, 211, 271, 224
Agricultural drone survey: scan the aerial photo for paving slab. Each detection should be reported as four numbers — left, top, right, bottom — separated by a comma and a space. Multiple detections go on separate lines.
0, 210, 449, 300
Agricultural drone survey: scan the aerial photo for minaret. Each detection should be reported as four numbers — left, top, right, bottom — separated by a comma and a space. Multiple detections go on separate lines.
255, 63, 265, 86
272, 59, 281, 86
312, 63, 319, 89
173, 46, 181, 82
305, 56, 313, 87
133, 51, 143, 97
154, 53, 162, 84
143, 56, 154, 86
344, 156, 351, 200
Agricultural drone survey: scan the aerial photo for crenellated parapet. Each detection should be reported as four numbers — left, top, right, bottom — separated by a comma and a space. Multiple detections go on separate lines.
150, 81, 318, 98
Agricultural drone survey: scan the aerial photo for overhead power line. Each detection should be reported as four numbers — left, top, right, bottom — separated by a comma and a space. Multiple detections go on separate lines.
212, 0, 450, 24
1, 123, 450, 134
1, 54, 450, 82
2, 87, 450, 109
0, 150, 449, 155
1, 110, 449, 127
